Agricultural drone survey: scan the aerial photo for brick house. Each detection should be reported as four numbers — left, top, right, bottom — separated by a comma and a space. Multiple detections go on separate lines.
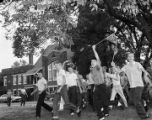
1, 65, 34, 97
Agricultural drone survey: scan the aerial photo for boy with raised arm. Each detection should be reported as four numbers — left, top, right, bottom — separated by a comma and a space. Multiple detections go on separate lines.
91, 45, 109, 120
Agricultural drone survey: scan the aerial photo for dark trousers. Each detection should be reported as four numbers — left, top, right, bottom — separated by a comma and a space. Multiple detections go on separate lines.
87, 84, 94, 108
93, 84, 109, 118
130, 87, 147, 118
36, 91, 53, 117
68, 86, 82, 110
53, 85, 76, 116
7, 97, 11, 107
21, 94, 26, 106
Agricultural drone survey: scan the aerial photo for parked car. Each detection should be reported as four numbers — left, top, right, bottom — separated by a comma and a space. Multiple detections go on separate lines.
0, 94, 21, 103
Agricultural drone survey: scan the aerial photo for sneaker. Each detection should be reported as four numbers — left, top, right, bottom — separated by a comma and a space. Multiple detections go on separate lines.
76, 108, 81, 117
105, 114, 109, 117
70, 112, 75, 116
99, 117, 105, 120
52, 116, 59, 120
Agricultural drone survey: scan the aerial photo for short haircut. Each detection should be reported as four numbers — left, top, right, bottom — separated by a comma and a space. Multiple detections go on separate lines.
127, 52, 134, 57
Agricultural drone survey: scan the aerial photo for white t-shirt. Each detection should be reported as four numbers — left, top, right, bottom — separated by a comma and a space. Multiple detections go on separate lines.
87, 73, 94, 85
56, 69, 66, 86
21, 89, 26, 94
36, 77, 47, 92
66, 72, 78, 87
121, 61, 144, 88
106, 73, 121, 86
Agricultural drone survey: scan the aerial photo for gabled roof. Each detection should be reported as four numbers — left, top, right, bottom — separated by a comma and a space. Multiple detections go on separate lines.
1, 65, 34, 76
24, 44, 74, 76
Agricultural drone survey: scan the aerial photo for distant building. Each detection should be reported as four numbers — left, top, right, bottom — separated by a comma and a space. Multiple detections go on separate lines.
1, 65, 34, 98
0, 72, 5, 95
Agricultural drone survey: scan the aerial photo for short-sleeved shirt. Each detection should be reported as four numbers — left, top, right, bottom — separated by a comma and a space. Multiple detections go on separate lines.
56, 69, 66, 86
121, 62, 144, 88
91, 65, 105, 85
106, 73, 121, 86
66, 72, 78, 87
21, 89, 26, 95
87, 73, 94, 85
36, 77, 47, 92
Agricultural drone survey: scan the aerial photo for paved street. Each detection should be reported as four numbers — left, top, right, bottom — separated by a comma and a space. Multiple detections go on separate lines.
0, 101, 152, 120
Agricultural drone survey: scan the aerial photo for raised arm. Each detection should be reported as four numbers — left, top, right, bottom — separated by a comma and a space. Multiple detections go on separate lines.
92, 45, 101, 65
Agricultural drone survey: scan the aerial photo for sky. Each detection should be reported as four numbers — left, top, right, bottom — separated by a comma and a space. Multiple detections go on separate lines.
0, 24, 38, 72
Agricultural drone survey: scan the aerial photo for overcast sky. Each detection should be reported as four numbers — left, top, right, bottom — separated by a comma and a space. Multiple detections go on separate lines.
0, 24, 39, 72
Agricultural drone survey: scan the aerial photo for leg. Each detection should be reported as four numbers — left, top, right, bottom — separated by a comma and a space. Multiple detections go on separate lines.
101, 85, 109, 115
60, 85, 76, 111
36, 91, 46, 117
130, 87, 147, 119
117, 86, 128, 107
110, 87, 117, 103
52, 93, 61, 117
42, 102, 53, 112
36, 96, 43, 117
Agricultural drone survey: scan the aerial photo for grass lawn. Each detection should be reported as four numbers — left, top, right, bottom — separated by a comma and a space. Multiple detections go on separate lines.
0, 101, 152, 120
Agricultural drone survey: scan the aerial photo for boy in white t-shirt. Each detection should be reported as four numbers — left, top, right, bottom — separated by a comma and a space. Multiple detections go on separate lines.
121, 52, 151, 119
31, 72, 53, 120
52, 62, 81, 120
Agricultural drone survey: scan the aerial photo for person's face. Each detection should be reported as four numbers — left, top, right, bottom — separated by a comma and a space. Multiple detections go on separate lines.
37, 73, 43, 79
91, 59, 97, 67
68, 67, 73, 73
127, 53, 134, 62
55, 63, 62, 70
111, 66, 118, 73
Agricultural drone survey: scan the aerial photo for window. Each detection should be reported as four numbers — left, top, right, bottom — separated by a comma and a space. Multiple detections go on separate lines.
23, 75, 27, 84
18, 74, 22, 85
13, 75, 17, 85
3, 76, 7, 86
48, 62, 57, 81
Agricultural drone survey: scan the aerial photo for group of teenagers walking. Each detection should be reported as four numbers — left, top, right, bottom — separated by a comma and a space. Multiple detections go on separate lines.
31, 44, 152, 120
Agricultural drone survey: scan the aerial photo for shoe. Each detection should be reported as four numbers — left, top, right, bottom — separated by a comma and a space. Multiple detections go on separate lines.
76, 108, 81, 117
99, 117, 105, 120
105, 114, 109, 117
70, 112, 75, 116
36, 117, 41, 120
109, 105, 113, 110
52, 116, 59, 120
141, 114, 150, 119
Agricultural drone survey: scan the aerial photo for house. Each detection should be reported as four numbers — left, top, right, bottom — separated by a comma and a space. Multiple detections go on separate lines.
0, 72, 5, 95
1, 65, 34, 98
24, 44, 74, 97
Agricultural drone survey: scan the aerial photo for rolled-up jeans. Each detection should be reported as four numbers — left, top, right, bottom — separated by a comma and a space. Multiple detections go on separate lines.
130, 87, 147, 118
53, 85, 76, 116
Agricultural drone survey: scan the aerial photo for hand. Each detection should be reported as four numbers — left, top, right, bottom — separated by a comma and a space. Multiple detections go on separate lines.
57, 88, 61, 93
111, 61, 115, 67
30, 92, 33, 96
92, 45, 96, 50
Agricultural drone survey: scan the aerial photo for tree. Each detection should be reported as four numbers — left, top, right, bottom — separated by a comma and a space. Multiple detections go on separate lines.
11, 59, 27, 68
0, 0, 77, 57
1, 0, 152, 68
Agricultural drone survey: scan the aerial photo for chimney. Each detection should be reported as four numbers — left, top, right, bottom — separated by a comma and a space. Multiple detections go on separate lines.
29, 53, 33, 65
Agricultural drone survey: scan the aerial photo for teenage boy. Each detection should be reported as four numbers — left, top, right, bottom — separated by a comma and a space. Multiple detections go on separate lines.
31, 72, 53, 120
